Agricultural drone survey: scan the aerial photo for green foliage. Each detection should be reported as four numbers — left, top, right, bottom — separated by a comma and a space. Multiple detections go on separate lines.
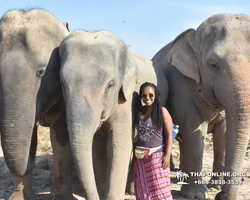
206, 134, 213, 143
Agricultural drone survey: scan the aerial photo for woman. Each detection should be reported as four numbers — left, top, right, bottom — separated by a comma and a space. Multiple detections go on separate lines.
134, 82, 173, 200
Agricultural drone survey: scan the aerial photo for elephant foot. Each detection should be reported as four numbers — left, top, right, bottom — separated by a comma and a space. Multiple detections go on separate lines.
208, 183, 221, 190
207, 176, 223, 190
125, 181, 135, 195
215, 184, 238, 200
215, 191, 229, 200
9, 190, 36, 200
181, 184, 208, 199
50, 193, 77, 200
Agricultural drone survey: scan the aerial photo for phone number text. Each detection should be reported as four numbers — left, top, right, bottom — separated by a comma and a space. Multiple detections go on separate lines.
194, 180, 243, 185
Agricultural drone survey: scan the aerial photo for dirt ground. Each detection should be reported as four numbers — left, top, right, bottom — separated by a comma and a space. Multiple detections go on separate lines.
0, 126, 249, 200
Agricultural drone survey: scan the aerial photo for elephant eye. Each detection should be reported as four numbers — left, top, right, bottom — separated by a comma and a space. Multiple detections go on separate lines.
36, 69, 46, 78
209, 63, 220, 72
105, 80, 115, 94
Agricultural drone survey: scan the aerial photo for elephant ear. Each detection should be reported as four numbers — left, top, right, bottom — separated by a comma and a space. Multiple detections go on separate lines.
63, 22, 72, 33
168, 28, 200, 84
119, 50, 137, 104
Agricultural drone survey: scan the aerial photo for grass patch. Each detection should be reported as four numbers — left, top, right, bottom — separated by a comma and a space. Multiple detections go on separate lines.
37, 126, 50, 141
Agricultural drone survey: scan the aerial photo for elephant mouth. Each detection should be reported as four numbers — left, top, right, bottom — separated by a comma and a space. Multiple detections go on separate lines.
196, 89, 223, 110
96, 122, 103, 131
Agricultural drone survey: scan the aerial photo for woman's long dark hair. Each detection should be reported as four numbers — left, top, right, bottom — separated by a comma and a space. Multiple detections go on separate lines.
136, 82, 163, 128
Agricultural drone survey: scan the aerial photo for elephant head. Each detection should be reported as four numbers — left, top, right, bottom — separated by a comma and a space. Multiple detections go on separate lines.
168, 14, 250, 199
0, 9, 70, 177
59, 30, 137, 199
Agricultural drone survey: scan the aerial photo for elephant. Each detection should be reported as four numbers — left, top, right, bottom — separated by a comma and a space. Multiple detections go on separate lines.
59, 30, 169, 200
0, 9, 74, 200
152, 13, 250, 200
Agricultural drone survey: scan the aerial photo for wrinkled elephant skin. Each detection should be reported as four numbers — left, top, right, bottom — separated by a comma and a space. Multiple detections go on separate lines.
0, 9, 74, 200
152, 14, 250, 200
59, 30, 169, 200
60, 30, 136, 200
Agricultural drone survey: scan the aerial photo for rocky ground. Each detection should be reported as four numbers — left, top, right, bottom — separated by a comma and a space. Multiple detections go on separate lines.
0, 126, 249, 200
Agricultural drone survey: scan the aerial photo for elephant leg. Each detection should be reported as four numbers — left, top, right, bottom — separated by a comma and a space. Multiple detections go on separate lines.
106, 108, 133, 200
10, 174, 36, 200
125, 144, 135, 195
170, 153, 175, 170
179, 120, 208, 199
93, 126, 108, 198
208, 119, 226, 190
9, 125, 37, 200
49, 111, 75, 200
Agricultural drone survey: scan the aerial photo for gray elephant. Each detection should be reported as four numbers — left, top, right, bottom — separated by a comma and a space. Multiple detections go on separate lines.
0, 9, 74, 200
59, 30, 169, 200
152, 14, 250, 200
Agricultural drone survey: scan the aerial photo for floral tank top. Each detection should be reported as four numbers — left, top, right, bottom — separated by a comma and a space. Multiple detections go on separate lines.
136, 115, 165, 153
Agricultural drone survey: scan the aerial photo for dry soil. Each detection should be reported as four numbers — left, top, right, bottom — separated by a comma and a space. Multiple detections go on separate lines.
0, 127, 249, 200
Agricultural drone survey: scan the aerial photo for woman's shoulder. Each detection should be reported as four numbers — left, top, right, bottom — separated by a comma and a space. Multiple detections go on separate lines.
161, 106, 169, 113
161, 107, 172, 119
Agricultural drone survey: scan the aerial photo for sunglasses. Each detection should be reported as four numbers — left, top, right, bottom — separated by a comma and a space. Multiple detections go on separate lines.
141, 93, 154, 99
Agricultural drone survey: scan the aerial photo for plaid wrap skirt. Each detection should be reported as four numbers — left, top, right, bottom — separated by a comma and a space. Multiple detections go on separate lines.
134, 152, 173, 200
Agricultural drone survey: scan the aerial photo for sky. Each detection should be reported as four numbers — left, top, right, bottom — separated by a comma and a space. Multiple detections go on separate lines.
1, 0, 250, 59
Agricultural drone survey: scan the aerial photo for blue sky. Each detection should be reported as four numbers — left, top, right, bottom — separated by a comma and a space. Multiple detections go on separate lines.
1, 0, 250, 59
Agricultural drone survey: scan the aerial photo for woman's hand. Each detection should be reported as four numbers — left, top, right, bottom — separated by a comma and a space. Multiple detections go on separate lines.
159, 155, 170, 170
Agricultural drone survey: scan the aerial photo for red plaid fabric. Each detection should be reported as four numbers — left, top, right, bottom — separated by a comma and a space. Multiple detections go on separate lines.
134, 152, 173, 200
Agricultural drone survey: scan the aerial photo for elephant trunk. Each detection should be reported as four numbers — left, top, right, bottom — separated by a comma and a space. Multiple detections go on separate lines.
66, 100, 101, 200
0, 94, 37, 177
218, 79, 250, 199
